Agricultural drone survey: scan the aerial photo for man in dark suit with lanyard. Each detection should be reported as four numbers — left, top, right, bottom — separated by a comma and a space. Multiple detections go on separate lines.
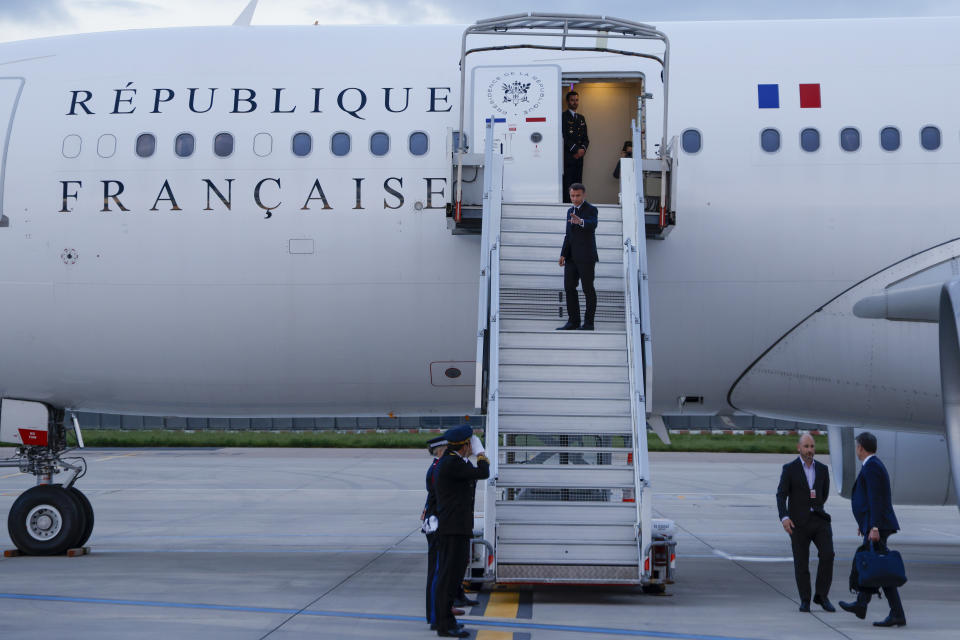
557, 183, 599, 331
432, 425, 489, 638
839, 432, 907, 627
776, 433, 835, 613
562, 90, 589, 202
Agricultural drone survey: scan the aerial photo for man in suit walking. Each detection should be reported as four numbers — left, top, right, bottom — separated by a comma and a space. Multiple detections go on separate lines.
432, 425, 490, 638
557, 183, 599, 331
839, 432, 907, 627
777, 433, 835, 612
562, 90, 589, 202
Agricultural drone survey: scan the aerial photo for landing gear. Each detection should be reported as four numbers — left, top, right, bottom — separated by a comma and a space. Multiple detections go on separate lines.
7, 485, 85, 555
1, 400, 91, 555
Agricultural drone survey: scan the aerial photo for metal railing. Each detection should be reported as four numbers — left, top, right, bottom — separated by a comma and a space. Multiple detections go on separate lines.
475, 117, 505, 565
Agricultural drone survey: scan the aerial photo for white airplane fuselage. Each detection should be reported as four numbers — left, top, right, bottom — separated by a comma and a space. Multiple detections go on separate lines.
0, 17, 957, 432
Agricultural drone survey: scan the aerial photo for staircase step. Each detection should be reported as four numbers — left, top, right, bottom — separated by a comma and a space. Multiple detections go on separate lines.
501, 203, 623, 223
500, 274, 623, 291
495, 540, 638, 565
500, 258, 622, 279
500, 331, 626, 350
497, 465, 635, 488
498, 397, 631, 416
498, 414, 634, 433
500, 363, 629, 383
501, 231, 623, 250
501, 217, 623, 235
497, 522, 637, 542
499, 318, 623, 333
495, 501, 637, 522
500, 380, 630, 399
501, 245, 622, 263
499, 347, 627, 367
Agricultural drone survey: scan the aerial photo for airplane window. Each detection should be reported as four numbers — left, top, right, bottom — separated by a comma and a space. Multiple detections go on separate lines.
760, 128, 780, 153
409, 131, 429, 156
97, 134, 117, 158
331, 132, 351, 156
253, 132, 272, 157
62, 135, 82, 159
175, 133, 195, 158
214, 132, 234, 157
136, 133, 156, 158
292, 132, 312, 157
681, 129, 702, 153
840, 127, 860, 152
370, 132, 390, 156
880, 127, 900, 152
921, 126, 941, 151
800, 128, 820, 152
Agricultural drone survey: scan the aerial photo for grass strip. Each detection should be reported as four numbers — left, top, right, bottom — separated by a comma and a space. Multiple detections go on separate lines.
64, 429, 828, 453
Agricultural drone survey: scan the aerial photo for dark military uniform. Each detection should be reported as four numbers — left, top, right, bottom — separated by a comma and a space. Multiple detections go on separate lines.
432, 427, 489, 637
562, 109, 589, 201
423, 454, 442, 624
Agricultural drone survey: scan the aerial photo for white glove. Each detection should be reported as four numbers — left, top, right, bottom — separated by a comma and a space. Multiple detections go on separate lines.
470, 435, 485, 456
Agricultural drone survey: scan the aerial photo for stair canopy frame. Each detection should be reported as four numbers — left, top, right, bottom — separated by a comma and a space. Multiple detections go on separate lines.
455, 13, 671, 226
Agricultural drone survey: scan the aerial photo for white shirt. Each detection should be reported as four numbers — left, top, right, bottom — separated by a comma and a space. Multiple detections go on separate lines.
862, 454, 874, 466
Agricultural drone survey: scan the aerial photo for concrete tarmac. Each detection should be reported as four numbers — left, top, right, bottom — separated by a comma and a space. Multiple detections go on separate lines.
0, 448, 957, 640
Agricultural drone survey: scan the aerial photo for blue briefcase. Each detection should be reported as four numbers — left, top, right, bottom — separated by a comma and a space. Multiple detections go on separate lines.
855, 542, 907, 589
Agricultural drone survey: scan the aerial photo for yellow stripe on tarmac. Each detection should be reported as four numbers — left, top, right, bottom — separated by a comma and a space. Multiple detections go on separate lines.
95, 452, 140, 462
476, 631, 513, 640
0, 472, 23, 479
484, 590, 519, 619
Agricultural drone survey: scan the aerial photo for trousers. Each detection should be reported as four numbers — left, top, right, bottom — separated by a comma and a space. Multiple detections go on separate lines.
564, 258, 596, 325
433, 534, 470, 632
789, 514, 834, 601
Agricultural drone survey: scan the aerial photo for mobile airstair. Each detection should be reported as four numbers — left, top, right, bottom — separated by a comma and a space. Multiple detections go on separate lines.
460, 13, 678, 588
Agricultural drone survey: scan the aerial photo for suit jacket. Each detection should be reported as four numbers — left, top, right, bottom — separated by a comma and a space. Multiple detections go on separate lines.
422, 457, 440, 519
776, 457, 831, 526
851, 456, 900, 534
562, 110, 589, 162
560, 202, 599, 265
435, 450, 490, 536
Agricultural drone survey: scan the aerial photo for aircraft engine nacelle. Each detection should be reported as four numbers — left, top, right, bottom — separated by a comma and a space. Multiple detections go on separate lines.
828, 426, 957, 506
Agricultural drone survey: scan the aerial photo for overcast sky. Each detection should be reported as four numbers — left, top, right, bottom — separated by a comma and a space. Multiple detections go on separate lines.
2, 0, 960, 43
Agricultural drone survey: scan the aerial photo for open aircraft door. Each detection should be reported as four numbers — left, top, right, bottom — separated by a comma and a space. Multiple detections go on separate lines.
470, 65, 561, 202
0, 77, 24, 228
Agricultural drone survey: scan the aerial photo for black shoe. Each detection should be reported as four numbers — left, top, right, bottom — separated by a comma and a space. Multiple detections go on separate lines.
813, 595, 836, 612
798, 600, 810, 612
556, 321, 579, 330
454, 597, 480, 607
873, 615, 907, 627
839, 600, 867, 619
437, 628, 470, 638
577, 323, 595, 330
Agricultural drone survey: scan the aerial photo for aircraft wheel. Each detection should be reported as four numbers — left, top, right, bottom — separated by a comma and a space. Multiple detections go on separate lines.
642, 583, 666, 594
7, 485, 83, 555
67, 487, 94, 548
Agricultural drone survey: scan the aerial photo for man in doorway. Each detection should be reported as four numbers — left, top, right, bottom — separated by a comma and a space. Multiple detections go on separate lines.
557, 183, 599, 331
839, 432, 907, 628
562, 90, 589, 202
776, 433, 835, 613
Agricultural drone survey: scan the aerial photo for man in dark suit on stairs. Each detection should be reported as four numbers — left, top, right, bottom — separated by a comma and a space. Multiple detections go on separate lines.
839, 431, 907, 628
557, 183, 599, 331
777, 433, 835, 613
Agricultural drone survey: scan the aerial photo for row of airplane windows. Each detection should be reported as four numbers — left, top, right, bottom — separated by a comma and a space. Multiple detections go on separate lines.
60, 131, 431, 159
681, 125, 950, 154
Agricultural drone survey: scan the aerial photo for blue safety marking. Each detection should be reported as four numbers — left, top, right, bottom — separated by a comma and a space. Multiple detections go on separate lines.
485, 118, 507, 123
0, 593, 764, 639
757, 84, 779, 109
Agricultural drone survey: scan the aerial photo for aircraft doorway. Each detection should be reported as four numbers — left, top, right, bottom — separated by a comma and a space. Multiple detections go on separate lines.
563, 78, 644, 205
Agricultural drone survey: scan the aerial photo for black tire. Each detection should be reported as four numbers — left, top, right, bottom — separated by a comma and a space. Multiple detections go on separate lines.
642, 583, 666, 594
67, 487, 94, 548
7, 485, 84, 556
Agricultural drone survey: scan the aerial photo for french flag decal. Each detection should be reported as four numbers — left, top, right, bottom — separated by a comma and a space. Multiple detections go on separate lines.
757, 83, 822, 108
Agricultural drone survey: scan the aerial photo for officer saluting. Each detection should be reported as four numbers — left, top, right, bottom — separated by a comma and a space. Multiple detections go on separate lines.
432, 425, 490, 638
